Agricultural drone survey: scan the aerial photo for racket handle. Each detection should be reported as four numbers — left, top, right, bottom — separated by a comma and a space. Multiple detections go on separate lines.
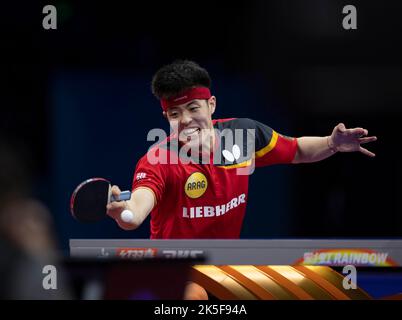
110, 190, 131, 202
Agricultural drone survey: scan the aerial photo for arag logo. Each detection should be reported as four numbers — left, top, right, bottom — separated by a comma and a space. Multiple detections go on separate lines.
184, 172, 208, 199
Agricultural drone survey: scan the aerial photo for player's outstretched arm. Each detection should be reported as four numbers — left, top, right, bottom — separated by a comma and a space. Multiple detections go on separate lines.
106, 186, 155, 230
292, 123, 377, 164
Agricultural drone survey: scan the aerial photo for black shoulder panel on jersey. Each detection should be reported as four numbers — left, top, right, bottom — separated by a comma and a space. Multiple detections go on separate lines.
214, 118, 274, 152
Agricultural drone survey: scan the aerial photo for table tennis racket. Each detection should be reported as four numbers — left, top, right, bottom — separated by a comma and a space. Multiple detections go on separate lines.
70, 177, 133, 223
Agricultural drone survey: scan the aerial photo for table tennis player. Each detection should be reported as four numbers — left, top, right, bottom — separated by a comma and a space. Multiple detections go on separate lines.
106, 60, 377, 237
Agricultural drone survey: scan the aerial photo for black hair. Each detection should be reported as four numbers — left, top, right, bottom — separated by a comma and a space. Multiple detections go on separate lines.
151, 60, 211, 99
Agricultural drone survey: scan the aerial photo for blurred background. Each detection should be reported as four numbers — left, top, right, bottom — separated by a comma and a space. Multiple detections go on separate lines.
1, 0, 401, 256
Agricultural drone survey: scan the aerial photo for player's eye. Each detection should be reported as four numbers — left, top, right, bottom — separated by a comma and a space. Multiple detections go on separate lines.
190, 106, 200, 112
169, 112, 179, 118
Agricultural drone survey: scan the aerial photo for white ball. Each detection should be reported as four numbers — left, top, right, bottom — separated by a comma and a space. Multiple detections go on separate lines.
121, 209, 134, 223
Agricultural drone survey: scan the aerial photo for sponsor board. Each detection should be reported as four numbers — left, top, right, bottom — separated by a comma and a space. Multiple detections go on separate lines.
295, 249, 398, 266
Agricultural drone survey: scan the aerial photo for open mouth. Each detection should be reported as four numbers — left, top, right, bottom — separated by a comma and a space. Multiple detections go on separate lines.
182, 128, 200, 137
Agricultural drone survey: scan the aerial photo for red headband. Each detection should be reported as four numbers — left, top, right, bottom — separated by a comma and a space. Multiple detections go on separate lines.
160, 87, 211, 111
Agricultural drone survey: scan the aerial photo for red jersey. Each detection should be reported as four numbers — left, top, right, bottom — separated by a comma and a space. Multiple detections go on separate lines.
132, 118, 297, 239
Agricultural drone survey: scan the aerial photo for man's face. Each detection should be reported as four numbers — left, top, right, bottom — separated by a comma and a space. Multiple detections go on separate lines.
165, 97, 216, 150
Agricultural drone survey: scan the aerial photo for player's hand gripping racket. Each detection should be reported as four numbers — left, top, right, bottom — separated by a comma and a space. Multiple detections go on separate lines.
70, 178, 134, 223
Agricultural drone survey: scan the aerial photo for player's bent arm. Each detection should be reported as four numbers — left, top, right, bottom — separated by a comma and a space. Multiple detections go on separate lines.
108, 187, 155, 231
292, 136, 336, 164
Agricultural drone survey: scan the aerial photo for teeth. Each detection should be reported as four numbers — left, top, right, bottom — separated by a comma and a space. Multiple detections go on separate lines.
183, 128, 199, 135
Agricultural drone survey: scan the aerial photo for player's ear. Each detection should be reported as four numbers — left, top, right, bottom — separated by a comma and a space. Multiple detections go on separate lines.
208, 96, 216, 115
162, 111, 167, 119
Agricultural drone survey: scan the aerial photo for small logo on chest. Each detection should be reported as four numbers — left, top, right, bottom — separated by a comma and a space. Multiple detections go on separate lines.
184, 172, 208, 199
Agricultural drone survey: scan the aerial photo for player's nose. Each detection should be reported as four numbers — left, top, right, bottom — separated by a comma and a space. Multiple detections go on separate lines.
180, 113, 193, 126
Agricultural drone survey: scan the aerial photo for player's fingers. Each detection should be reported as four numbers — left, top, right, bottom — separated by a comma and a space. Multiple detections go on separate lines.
106, 201, 126, 218
111, 185, 121, 197
106, 201, 125, 211
359, 146, 376, 157
358, 136, 377, 144
348, 127, 367, 137
337, 123, 346, 133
